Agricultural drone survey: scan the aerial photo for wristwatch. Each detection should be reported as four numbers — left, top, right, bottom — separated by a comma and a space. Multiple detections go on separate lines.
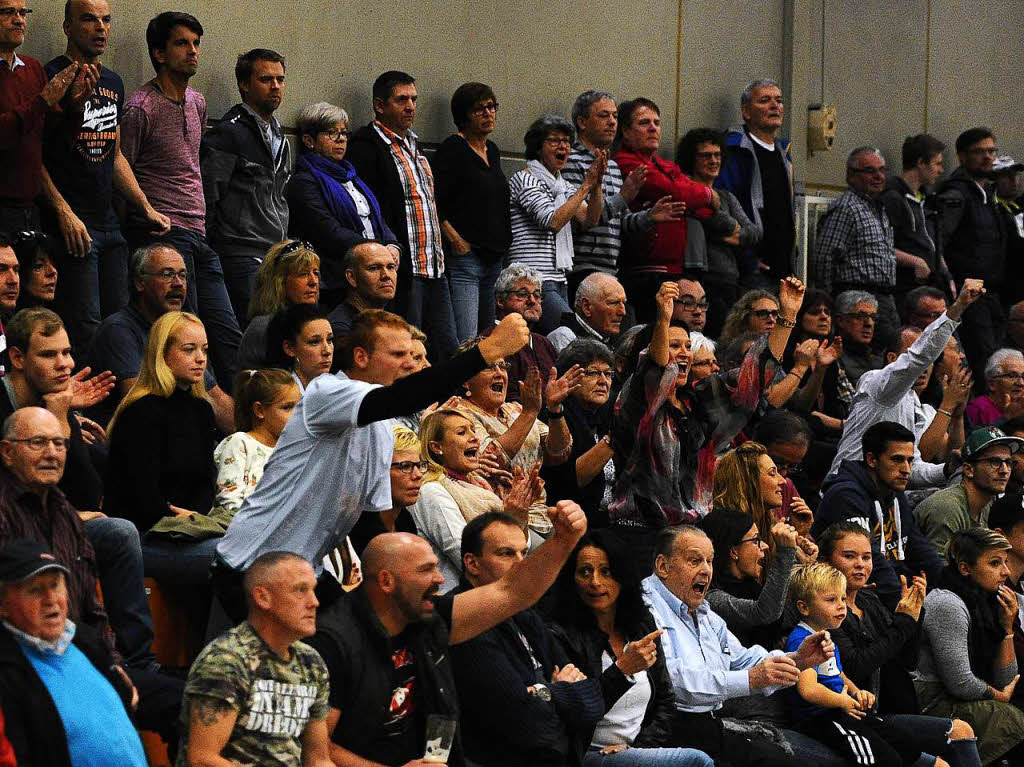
531, 683, 552, 702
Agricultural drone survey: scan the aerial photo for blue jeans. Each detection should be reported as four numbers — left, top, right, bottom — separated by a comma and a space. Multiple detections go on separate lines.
539, 279, 570, 334
143, 536, 221, 588
781, 727, 847, 767
55, 226, 130, 354
404, 274, 458, 361
143, 227, 242, 390
447, 250, 503, 342
583, 746, 713, 767
216, 244, 265, 327
84, 516, 155, 668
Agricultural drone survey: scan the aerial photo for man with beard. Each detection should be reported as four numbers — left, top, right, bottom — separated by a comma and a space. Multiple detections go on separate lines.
327, 241, 398, 340
915, 427, 1024, 560
306, 500, 587, 767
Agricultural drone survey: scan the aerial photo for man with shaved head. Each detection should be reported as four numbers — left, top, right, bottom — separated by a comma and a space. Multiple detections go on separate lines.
307, 499, 588, 767
547, 271, 627, 352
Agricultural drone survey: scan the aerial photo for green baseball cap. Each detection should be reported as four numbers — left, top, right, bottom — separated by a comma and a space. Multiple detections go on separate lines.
963, 426, 1024, 461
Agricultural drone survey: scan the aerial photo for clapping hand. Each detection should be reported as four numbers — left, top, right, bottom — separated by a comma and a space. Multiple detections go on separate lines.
816, 337, 843, 367
545, 365, 584, 409
895, 573, 926, 621
520, 367, 543, 415
649, 195, 687, 223
620, 165, 647, 202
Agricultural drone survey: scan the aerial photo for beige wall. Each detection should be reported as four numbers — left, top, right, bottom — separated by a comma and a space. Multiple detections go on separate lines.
18, 0, 1024, 189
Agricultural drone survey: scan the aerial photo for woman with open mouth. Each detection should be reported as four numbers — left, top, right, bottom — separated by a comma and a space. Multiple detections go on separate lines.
507, 114, 606, 334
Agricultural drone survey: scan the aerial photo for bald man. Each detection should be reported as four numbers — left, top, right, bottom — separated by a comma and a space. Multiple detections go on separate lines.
548, 271, 627, 352
306, 500, 587, 767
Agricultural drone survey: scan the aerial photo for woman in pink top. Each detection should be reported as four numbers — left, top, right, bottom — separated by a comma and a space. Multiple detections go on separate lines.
967, 348, 1024, 428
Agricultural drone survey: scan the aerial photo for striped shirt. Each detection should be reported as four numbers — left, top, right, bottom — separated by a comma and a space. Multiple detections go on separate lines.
811, 187, 895, 293
507, 168, 579, 281
373, 121, 444, 278
562, 142, 649, 274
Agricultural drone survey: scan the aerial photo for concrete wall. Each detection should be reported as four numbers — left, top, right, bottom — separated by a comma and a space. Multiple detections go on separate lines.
18, 1, 1024, 189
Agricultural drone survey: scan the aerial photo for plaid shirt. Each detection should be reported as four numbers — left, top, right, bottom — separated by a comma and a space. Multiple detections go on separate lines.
373, 121, 444, 278
811, 187, 895, 293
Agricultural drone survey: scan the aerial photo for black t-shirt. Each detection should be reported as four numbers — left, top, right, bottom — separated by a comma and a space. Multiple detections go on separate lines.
43, 57, 124, 229
752, 137, 795, 276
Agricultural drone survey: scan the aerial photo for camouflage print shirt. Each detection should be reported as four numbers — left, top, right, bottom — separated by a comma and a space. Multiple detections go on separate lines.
177, 621, 329, 767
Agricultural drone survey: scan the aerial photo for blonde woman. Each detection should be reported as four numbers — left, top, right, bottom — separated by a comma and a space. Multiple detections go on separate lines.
237, 239, 321, 369
409, 408, 539, 590
718, 289, 780, 346
104, 311, 221, 587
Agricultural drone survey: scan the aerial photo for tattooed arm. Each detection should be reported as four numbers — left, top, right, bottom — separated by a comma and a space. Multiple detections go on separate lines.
186, 694, 239, 767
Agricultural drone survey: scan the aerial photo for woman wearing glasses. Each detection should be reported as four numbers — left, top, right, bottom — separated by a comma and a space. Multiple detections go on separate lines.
966, 348, 1024, 429
287, 102, 400, 308
719, 289, 780, 346
508, 115, 606, 333
432, 83, 512, 342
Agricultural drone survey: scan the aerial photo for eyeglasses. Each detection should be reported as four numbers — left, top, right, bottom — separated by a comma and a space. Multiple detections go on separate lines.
488, 360, 509, 371
695, 150, 722, 161
674, 298, 709, 311
391, 460, 429, 475
0, 7, 31, 18
738, 535, 762, 547
545, 137, 572, 147
974, 457, 1013, 469
321, 129, 350, 143
582, 368, 613, 380
7, 436, 69, 451
842, 311, 878, 322
772, 458, 804, 475
996, 373, 1024, 382
471, 102, 499, 115
690, 359, 716, 368
749, 308, 779, 319
507, 289, 542, 301
142, 268, 188, 283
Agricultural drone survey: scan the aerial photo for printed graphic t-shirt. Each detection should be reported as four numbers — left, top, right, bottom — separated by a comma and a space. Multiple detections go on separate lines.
178, 621, 329, 767
43, 56, 123, 229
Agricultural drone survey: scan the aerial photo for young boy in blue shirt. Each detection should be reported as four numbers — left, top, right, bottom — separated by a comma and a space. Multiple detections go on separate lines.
785, 563, 919, 767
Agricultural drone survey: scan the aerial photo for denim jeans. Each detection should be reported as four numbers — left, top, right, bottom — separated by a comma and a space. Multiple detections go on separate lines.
883, 714, 980, 767
55, 226, 130, 355
83, 516, 155, 668
216, 244, 265, 327
404, 274, 458, 361
447, 249, 503, 342
781, 727, 848, 767
142, 536, 221, 588
583, 746, 713, 767
539, 279, 570, 334
136, 226, 242, 390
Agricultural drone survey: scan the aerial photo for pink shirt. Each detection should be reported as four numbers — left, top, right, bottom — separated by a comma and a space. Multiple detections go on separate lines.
965, 394, 1003, 430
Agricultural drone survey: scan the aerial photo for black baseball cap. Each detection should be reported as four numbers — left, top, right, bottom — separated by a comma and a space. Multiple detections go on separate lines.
0, 539, 70, 583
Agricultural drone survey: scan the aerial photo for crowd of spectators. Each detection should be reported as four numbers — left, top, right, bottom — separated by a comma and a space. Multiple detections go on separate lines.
5, 1, 1024, 766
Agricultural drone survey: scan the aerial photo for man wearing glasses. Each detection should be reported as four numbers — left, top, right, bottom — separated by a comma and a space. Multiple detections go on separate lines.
811, 146, 900, 351
936, 128, 1007, 380
915, 426, 1024, 562
0, 0, 97, 235
200, 48, 291, 324
671, 277, 708, 333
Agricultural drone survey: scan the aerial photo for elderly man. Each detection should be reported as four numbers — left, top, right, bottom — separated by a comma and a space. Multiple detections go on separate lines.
0, 539, 147, 767
833, 290, 884, 384
812, 146, 900, 349
642, 525, 834, 767
716, 78, 795, 283
828, 280, 984, 491
671, 277, 708, 333
179, 551, 332, 767
327, 241, 398, 340
903, 286, 948, 331
916, 427, 1023, 561
307, 501, 587, 767
87, 243, 233, 430
482, 263, 558, 402
965, 348, 1024, 428
547, 271, 626, 352
214, 310, 531, 621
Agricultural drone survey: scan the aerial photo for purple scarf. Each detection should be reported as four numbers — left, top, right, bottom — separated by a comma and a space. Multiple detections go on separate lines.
298, 152, 387, 239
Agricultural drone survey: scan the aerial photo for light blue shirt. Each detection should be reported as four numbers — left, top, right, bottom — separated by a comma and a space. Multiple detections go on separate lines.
641, 574, 788, 712
217, 372, 393, 572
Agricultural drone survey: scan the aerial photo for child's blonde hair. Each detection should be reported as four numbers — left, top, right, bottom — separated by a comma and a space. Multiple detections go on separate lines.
789, 562, 847, 606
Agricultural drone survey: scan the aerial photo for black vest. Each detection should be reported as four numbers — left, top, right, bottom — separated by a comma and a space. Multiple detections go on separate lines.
940, 174, 1005, 283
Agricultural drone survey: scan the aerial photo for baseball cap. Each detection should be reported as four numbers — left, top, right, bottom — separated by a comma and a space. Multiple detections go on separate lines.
963, 426, 1024, 461
992, 155, 1024, 174
0, 539, 70, 583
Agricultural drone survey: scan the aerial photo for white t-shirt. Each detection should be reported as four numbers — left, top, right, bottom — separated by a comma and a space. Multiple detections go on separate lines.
591, 650, 651, 748
343, 180, 376, 239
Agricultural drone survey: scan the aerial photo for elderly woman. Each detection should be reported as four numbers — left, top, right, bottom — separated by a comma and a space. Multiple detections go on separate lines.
719, 289, 779, 346
236, 239, 320, 369
543, 339, 617, 528
433, 82, 511, 342
508, 115, 605, 333
687, 332, 719, 385
265, 303, 333, 393
452, 338, 583, 536
676, 128, 762, 329
966, 348, 1024, 428
613, 99, 718, 322
287, 101, 400, 307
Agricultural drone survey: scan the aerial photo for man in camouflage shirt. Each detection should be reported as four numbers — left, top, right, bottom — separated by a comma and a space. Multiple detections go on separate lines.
177, 551, 333, 766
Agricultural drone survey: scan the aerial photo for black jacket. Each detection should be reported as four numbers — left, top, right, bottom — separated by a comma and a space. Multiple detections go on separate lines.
936, 167, 1005, 284
547, 611, 675, 750
307, 587, 464, 767
347, 123, 415, 258
542, 394, 612, 528
0, 622, 133, 767
200, 103, 291, 253
813, 459, 943, 610
879, 176, 943, 292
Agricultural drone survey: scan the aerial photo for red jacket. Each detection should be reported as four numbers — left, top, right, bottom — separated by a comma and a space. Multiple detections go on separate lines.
613, 149, 715, 274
